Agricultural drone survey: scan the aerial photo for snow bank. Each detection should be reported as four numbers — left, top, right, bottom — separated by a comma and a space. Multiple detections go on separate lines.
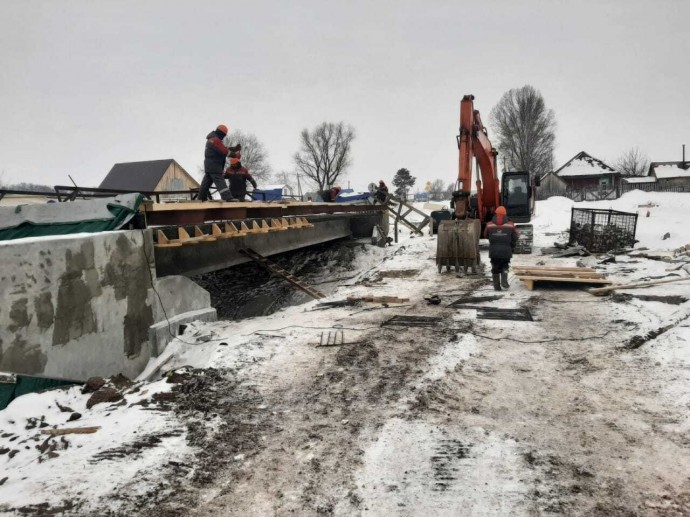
534, 190, 690, 250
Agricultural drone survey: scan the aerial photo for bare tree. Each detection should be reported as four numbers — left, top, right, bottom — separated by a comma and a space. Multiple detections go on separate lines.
428, 179, 446, 200
4, 181, 52, 192
293, 122, 355, 191
226, 130, 272, 181
616, 147, 650, 176
445, 182, 456, 199
489, 85, 556, 179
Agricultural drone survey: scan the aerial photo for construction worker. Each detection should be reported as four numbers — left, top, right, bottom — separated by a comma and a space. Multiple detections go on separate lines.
320, 186, 341, 202
374, 180, 389, 204
224, 158, 257, 201
484, 206, 519, 291
198, 124, 242, 202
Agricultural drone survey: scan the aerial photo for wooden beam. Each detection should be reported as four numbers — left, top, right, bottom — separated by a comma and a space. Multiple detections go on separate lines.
588, 276, 690, 296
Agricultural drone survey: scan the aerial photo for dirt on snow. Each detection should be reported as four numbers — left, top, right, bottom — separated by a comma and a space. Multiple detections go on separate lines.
5, 232, 690, 516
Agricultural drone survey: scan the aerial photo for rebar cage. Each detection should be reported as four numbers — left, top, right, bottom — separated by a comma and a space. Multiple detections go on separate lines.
569, 207, 638, 253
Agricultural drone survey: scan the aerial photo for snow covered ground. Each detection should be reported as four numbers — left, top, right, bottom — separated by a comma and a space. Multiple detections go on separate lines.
1, 189, 690, 516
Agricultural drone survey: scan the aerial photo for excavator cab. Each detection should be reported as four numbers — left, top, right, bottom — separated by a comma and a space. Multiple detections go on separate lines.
501, 171, 533, 222
500, 171, 538, 253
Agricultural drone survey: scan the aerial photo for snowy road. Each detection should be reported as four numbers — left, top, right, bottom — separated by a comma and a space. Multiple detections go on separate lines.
167, 237, 690, 517
2, 191, 690, 516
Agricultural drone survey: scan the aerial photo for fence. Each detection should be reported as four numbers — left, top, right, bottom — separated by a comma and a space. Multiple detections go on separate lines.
620, 183, 690, 194
569, 207, 638, 253
538, 181, 690, 201
537, 186, 619, 201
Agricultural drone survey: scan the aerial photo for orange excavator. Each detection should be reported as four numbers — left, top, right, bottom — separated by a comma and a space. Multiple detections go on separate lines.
436, 94, 538, 273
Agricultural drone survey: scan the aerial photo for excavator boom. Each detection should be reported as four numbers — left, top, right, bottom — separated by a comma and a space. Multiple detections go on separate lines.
455, 95, 500, 221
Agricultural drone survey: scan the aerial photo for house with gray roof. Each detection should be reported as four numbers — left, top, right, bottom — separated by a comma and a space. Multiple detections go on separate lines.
99, 159, 198, 199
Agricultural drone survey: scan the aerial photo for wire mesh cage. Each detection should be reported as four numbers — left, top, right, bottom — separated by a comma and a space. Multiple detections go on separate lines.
569, 207, 638, 253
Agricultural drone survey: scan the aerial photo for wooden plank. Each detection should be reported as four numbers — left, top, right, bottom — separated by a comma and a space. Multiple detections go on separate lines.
514, 271, 604, 279
588, 276, 690, 296
518, 276, 611, 284
513, 266, 598, 272
41, 426, 100, 436
142, 201, 337, 212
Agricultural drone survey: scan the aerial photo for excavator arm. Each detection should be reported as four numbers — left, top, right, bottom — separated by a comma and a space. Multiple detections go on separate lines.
438, 95, 535, 273
455, 95, 500, 220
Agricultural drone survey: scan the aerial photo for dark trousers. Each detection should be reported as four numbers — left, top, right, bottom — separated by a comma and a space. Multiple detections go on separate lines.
198, 168, 233, 201
490, 258, 510, 274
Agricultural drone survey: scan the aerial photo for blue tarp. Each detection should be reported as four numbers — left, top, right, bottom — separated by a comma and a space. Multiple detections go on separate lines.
252, 188, 283, 201
336, 193, 370, 202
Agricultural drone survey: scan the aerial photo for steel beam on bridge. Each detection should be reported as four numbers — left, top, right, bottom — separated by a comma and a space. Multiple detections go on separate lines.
153, 213, 382, 277
142, 200, 385, 226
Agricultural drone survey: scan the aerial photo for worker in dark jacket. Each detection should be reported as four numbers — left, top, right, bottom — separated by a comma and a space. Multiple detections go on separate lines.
320, 186, 341, 202
224, 158, 257, 201
374, 180, 389, 204
198, 124, 242, 201
484, 206, 519, 291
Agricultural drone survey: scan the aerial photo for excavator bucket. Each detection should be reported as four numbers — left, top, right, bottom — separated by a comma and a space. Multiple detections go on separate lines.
436, 219, 481, 273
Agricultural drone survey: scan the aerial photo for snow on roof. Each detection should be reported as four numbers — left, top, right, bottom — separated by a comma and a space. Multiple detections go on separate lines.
556, 151, 618, 178
259, 184, 289, 190
623, 176, 657, 183
652, 164, 690, 179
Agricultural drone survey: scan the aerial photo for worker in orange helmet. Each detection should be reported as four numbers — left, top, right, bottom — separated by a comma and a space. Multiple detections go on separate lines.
483, 206, 519, 291
224, 157, 257, 201
320, 185, 341, 202
198, 124, 242, 202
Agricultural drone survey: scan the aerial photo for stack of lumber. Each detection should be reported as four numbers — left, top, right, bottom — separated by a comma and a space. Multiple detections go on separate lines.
512, 266, 611, 291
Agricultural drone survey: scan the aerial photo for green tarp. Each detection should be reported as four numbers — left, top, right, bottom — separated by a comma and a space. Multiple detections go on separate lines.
0, 373, 81, 410
0, 193, 144, 241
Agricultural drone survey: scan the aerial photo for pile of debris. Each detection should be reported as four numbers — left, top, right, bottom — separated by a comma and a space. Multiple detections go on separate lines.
674, 243, 690, 259
570, 223, 636, 253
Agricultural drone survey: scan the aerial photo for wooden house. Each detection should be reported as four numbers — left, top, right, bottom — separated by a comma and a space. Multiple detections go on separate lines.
555, 151, 620, 190
648, 161, 690, 188
537, 171, 568, 198
99, 159, 198, 200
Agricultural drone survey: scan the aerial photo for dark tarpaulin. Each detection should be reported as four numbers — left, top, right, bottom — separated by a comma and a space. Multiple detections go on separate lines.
0, 374, 81, 410
0, 193, 144, 241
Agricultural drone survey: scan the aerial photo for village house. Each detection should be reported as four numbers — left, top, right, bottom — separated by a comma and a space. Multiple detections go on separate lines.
99, 159, 198, 201
537, 170, 568, 198
554, 151, 620, 191
648, 161, 690, 188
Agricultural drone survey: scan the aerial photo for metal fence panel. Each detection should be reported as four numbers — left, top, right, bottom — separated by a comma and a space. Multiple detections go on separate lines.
569, 207, 638, 252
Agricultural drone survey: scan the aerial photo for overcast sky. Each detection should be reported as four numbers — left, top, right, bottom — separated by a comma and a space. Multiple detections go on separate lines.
1, 0, 688, 191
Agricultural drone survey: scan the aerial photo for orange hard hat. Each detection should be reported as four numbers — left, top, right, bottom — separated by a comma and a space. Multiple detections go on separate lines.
495, 206, 507, 215
230, 157, 240, 165
216, 124, 228, 134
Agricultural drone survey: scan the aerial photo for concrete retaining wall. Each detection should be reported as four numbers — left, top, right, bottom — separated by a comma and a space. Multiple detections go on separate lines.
0, 230, 215, 381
